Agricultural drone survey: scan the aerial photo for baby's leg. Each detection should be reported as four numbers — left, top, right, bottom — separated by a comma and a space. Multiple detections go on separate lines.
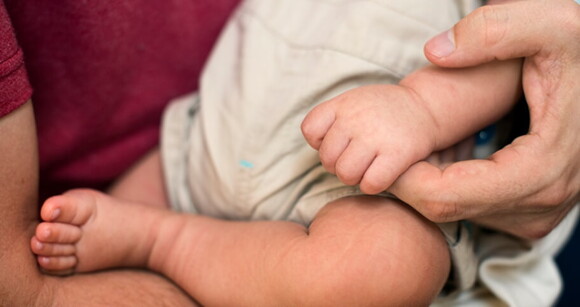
108, 148, 170, 209
31, 189, 451, 305
30, 189, 174, 275
145, 196, 452, 305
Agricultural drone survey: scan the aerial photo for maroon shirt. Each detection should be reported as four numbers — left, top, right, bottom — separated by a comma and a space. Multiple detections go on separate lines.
0, 0, 240, 199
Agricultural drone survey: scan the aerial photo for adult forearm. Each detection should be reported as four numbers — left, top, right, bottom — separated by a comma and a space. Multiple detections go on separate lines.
39, 270, 197, 307
0, 103, 196, 306
0, 101, 43, 306
1, 246, 195, 307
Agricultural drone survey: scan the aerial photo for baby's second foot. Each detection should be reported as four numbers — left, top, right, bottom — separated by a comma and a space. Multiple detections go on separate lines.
31, 189, 164, 275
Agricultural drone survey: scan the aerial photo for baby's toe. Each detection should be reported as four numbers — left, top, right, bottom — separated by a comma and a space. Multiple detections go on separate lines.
31, 236, 76, 256
36, 222, 82, 244
41, 190, 97, 225
37, 255, 77, 273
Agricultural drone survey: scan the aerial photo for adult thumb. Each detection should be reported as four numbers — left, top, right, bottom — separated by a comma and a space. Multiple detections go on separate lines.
423, 0, 566, 67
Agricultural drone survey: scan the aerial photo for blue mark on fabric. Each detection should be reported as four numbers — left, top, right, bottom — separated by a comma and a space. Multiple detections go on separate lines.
239, 160, 255, 169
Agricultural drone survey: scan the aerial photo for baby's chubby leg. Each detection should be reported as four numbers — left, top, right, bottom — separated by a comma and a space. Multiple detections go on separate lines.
145, 196, 452, 306
31, 190, 452, 305
30, 189, 173, 275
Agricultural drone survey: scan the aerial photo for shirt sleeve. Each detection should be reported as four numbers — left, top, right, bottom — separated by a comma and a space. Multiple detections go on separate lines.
0, 2, 32, 118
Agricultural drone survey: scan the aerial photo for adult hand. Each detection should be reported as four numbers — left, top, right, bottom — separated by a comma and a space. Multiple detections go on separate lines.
389, 0, 580, 239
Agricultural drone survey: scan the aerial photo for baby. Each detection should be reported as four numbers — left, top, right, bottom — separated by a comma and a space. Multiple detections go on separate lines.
31, 0, 521, 305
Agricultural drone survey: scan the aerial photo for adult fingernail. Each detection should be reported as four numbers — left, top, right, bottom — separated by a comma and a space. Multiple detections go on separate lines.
426, 29, 455, 58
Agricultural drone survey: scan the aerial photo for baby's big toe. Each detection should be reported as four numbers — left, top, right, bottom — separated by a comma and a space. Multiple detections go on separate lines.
41, 190, 98, 225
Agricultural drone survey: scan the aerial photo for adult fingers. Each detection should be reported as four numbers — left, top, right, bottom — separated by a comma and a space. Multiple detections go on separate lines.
424, 0, 579, 67
390, 101, 580, 238
388, 134, 547, 224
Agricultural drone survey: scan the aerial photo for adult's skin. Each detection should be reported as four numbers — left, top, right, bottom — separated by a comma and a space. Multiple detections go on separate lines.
390, 0, 579, 239
0, 101, 196, 306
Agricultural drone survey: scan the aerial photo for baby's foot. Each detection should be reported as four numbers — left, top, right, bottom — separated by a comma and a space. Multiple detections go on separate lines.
31, 189, 164, 275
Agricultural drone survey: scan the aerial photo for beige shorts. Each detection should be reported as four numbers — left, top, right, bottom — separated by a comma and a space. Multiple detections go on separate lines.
161, 0, 576, 305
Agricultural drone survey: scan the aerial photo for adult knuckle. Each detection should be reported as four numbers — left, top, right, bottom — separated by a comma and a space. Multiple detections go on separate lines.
418, 198, 462, 223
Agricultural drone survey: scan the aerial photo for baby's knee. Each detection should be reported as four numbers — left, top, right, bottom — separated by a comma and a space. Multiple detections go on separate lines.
307, 196, 451, 305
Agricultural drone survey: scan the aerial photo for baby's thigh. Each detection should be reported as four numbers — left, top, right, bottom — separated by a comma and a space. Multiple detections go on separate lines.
312, 195, 451, 301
